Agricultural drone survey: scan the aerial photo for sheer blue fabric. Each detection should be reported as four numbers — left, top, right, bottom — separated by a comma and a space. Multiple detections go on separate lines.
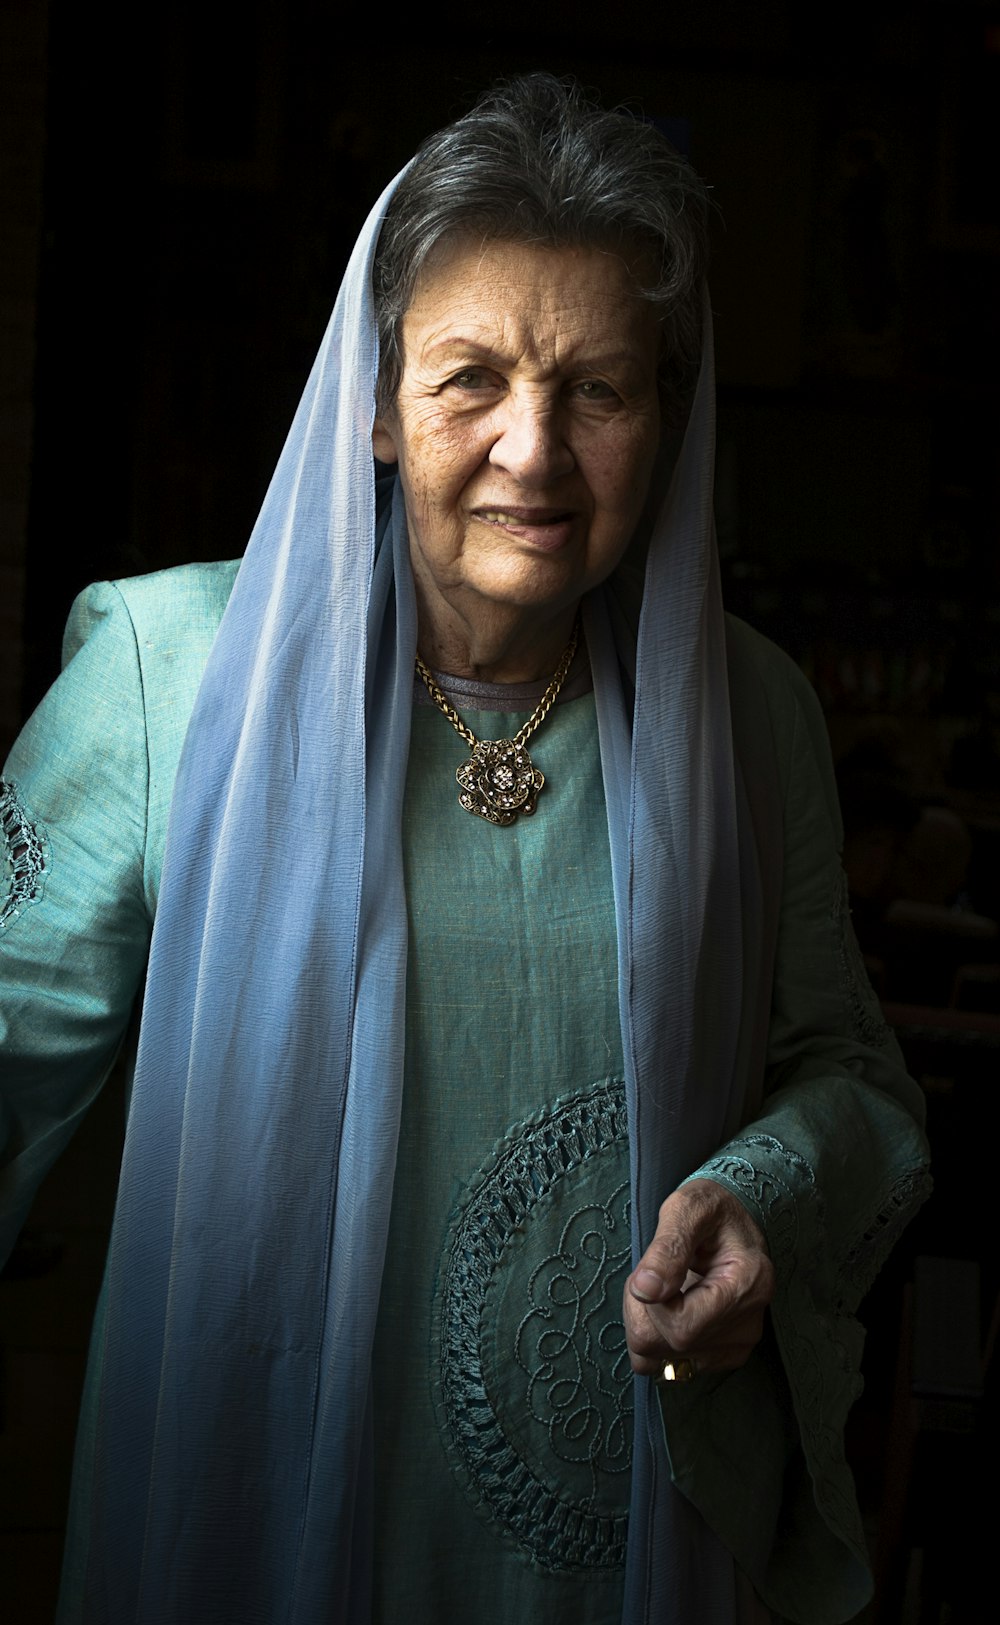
69, 163, 758, 1625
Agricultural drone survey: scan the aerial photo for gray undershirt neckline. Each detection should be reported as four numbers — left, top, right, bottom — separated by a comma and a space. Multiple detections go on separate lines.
411, 649, 593, 714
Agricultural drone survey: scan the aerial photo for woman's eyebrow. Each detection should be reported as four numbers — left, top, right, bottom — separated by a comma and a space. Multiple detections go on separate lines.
420, 336, 506, 364
420, 337, 648, 375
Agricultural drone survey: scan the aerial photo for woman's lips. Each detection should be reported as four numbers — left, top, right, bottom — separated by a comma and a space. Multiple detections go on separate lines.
474, 507, 576, 551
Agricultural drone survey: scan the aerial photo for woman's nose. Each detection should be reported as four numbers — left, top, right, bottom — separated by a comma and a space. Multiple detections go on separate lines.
488, 396, 575, 484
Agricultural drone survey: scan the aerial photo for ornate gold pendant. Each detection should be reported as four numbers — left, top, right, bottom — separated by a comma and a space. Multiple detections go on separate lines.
455, 738, 545, 826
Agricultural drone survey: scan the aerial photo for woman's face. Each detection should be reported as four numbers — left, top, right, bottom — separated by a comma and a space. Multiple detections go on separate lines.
373, 237, 661, 650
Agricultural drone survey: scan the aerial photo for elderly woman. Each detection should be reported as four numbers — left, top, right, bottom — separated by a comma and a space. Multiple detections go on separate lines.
1, 75, 928, 1625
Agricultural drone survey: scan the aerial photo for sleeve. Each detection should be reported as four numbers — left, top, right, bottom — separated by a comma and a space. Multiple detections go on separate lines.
662, 660, 932, 1624
696, 661, 931, 1310
1, 582, 153, 1264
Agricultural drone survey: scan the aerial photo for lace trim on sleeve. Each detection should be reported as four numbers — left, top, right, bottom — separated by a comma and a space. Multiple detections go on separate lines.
837, 1165, 933, 1311
691, 1134, 819, 1286
695, 1129, 930, 1553
694, 1136, 867, 1544
0, 778, 48, 931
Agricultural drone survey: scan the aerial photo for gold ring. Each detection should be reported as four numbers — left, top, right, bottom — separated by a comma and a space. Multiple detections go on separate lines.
659, 1357, 698, 1384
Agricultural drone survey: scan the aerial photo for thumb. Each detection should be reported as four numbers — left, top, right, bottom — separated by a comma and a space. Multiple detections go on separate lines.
627, 1187, 705, 1304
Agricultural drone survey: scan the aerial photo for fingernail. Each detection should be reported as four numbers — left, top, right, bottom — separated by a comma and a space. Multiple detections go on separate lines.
631, 1268, 665, 1302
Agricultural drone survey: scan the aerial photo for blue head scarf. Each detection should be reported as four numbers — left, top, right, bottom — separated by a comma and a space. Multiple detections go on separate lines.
67, 157, 766, 1625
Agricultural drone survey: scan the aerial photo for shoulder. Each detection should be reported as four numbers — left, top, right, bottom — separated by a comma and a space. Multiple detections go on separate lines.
63, 560, 240, 670
58, 563, 242, 903
114, 558, 240, 625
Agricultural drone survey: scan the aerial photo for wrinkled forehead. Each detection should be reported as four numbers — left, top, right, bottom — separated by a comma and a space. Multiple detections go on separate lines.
407, 226, 659, 311
397, 232, 663, 371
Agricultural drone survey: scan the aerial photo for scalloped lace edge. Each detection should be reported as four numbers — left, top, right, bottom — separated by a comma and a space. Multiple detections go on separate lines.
0, 778, 48, 931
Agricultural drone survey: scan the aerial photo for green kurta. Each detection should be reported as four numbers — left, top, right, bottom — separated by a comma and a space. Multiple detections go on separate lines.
373, 685, 629, 1621
1, 565, 931, 1624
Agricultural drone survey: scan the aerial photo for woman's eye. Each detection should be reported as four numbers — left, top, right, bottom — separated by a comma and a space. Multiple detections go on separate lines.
572, 379, 617, 402
448, 368, 493, 390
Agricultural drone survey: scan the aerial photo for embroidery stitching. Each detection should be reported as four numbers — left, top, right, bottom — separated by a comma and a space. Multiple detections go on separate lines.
838, 1165, 933, 1310
693, 1138, 864, 1538
696, 1131, 928, 1556
433, 1080, 630, 1572
692, 1136, 816, 1292
516, 1180, 633, 1489
0, 779, 48, 931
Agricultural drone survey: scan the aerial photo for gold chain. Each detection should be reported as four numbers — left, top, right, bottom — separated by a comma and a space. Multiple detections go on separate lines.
414, 616, 580, 750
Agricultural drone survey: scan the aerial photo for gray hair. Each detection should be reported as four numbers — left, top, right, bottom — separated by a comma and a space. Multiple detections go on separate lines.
373, 74, 710, 422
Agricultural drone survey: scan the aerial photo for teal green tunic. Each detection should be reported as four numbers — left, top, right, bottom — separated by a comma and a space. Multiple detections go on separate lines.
373, 686, 629, 1621
1, 566, 932, 1625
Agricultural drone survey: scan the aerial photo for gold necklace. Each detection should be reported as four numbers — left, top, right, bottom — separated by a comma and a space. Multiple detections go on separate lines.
414, 618, 580, 826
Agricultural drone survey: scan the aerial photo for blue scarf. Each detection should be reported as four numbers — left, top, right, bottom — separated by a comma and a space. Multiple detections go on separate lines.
71, 168, 764, 1625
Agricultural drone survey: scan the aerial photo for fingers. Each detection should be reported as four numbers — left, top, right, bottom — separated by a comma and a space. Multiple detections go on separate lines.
629, 1179, 769, 1301
623, 1180, 775, 1378
623, 1279, 766, 1376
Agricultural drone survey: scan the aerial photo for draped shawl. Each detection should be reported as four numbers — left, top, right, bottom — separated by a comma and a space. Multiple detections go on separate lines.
69, 166, 776, 1625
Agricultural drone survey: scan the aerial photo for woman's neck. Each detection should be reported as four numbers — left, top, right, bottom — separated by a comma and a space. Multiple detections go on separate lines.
415, 595, 580, 684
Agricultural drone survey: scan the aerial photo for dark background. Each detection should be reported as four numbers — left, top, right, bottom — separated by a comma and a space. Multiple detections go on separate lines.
16, 0, 1000, 738
2, 2, 998, 1620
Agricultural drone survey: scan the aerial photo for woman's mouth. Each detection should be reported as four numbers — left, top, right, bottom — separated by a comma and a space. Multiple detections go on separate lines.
474, 508, 576, 550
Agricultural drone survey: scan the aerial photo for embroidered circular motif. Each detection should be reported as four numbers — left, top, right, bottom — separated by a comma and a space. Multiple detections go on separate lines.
433, 1080, 632, 1571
